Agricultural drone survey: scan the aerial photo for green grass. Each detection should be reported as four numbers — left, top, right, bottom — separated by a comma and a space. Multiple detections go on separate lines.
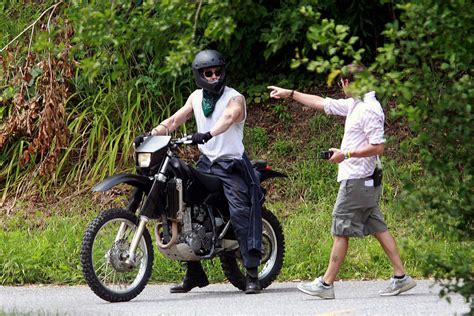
274, 199, 427, 281
0, 195, 225, 285
2, 98, 469, 285
0, 191, 466, 285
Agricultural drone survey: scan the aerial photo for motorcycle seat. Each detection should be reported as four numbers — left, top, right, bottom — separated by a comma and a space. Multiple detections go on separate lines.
189, 168, 222, 193
168, 157, 222, 193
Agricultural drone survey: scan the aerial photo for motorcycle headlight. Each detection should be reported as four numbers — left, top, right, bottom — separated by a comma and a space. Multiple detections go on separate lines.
137, 153, 151, 168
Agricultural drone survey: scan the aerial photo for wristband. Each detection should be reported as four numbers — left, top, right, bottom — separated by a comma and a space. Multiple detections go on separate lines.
153, 124, 169, 135
289, 90, 295, 99
344, 151, 351, 160
159, 124, 169, 135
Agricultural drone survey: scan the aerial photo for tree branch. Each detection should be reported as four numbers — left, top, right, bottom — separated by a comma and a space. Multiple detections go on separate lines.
0, 2, 63, 53
193, 0, 203, 42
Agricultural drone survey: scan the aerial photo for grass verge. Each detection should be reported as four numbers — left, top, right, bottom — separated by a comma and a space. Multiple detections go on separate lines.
0, 194, 465, 285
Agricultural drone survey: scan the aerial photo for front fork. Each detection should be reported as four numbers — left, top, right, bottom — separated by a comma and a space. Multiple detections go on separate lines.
124, 153, 171, 265
125, 216, 149, 265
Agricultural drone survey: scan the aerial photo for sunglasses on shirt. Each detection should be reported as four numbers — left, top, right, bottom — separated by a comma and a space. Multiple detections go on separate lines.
338, 78, 349, 88
202, 68, 222, 78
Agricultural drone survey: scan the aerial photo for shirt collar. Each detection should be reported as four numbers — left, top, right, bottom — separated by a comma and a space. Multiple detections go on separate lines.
363, 91, 376, 101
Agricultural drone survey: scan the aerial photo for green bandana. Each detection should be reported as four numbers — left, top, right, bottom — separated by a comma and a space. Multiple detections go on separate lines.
202, 89, 223, 117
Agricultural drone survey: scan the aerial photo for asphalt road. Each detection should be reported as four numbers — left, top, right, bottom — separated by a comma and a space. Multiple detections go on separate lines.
0, 280, 470, 315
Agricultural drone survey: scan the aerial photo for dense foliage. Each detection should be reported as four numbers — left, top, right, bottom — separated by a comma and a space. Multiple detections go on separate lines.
0, 0, 471, 308
350, 1, 473, 304
1, 0, 396, 199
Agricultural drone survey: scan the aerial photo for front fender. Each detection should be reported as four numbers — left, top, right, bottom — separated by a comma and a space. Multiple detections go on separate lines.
92, 174, 153, 192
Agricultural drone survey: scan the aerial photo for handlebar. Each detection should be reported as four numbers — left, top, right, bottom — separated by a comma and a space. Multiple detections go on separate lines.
173, 135, 194, 146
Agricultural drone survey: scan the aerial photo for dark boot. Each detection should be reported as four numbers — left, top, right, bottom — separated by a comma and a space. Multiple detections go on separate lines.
245, 267, 260, 294
170, 261, 209, 293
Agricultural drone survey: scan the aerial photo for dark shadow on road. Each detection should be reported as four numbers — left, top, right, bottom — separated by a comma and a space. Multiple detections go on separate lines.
126, 285, 300, 304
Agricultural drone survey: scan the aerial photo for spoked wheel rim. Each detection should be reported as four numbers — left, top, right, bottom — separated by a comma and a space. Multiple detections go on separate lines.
259, 217, 278, 279
92, 218, 149, 294
220, 207, 284, 291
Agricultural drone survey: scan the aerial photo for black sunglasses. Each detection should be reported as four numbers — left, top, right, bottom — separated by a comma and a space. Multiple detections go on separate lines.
203, 68, 222, 78
338, 78, 348, 88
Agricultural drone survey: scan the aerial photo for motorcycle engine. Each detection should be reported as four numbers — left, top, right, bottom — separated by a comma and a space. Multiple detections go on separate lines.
181, 205, 214, 255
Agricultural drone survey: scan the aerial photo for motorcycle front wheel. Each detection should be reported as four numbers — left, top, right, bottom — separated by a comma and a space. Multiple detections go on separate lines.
220, 207, 285, 291
80, 208, 154, 302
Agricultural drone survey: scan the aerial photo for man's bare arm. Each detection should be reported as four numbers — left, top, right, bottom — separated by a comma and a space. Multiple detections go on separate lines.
329, 143, 385, 164
267, 85, 325, 111
209, 95, 245, 136
151, 93, 194, 135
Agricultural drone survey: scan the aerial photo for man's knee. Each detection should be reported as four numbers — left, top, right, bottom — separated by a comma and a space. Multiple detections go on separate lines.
333, 235, 349, 245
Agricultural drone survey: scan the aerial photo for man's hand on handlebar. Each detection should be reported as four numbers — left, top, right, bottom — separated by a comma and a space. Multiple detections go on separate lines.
133, 134, 146, 148
134, 132, 212, 147
191, 131, 213, 145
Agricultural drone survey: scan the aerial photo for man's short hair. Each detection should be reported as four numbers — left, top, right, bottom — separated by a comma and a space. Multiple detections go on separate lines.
341, 63, 365, 81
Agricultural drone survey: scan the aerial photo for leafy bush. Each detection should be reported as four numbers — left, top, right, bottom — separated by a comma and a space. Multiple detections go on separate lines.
1, 1, 471, 308
370, 2, 472, 306
300, 0, 473, 308
1, 0, 396, 200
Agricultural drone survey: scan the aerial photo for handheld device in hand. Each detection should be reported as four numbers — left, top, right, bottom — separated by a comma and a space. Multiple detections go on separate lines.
320, 150, 334, 160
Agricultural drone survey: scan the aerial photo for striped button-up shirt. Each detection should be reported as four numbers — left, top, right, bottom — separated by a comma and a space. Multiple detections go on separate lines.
324, 91, 385, 182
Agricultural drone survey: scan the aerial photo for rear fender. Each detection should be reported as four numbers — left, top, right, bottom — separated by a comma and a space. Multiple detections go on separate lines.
258, 169, 287, 183
92, 174, 153, 192
252, 160, 287, 183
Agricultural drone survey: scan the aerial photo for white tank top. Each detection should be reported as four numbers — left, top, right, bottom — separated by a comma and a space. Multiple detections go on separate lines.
192, 86, 246, 162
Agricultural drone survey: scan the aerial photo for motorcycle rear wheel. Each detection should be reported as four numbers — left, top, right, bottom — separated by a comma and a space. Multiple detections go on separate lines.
80, 208, 154, 302
220, 207, 285, 291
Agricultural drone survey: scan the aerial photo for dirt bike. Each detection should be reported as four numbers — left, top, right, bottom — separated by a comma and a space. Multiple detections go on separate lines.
80, 135, 286, 302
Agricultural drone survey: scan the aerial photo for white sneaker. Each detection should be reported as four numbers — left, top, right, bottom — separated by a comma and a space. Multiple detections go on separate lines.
379, 275, 417, 296
297, 276, 335, 299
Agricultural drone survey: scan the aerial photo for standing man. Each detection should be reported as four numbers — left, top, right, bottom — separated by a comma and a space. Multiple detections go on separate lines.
150, 49, 263, 294
267, 65, 416, 299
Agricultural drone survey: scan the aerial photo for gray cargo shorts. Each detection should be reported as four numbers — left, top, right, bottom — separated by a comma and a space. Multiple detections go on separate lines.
331, 178, 388, 237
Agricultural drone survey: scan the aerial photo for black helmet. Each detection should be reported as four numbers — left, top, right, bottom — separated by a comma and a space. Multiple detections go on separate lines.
192, 50, 227, 94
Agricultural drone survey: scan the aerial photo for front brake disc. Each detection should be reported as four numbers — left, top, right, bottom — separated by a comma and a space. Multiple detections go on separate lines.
109, 239, 135, 272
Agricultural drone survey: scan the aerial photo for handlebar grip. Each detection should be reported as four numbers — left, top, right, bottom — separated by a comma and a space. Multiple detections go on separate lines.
174, 135, 194, 145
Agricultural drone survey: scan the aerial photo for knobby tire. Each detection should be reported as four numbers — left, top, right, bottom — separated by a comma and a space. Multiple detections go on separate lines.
80, 208, 154, 302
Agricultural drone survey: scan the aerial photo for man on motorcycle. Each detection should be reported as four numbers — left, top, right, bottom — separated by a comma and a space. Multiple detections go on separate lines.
149, 49, 263, 294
